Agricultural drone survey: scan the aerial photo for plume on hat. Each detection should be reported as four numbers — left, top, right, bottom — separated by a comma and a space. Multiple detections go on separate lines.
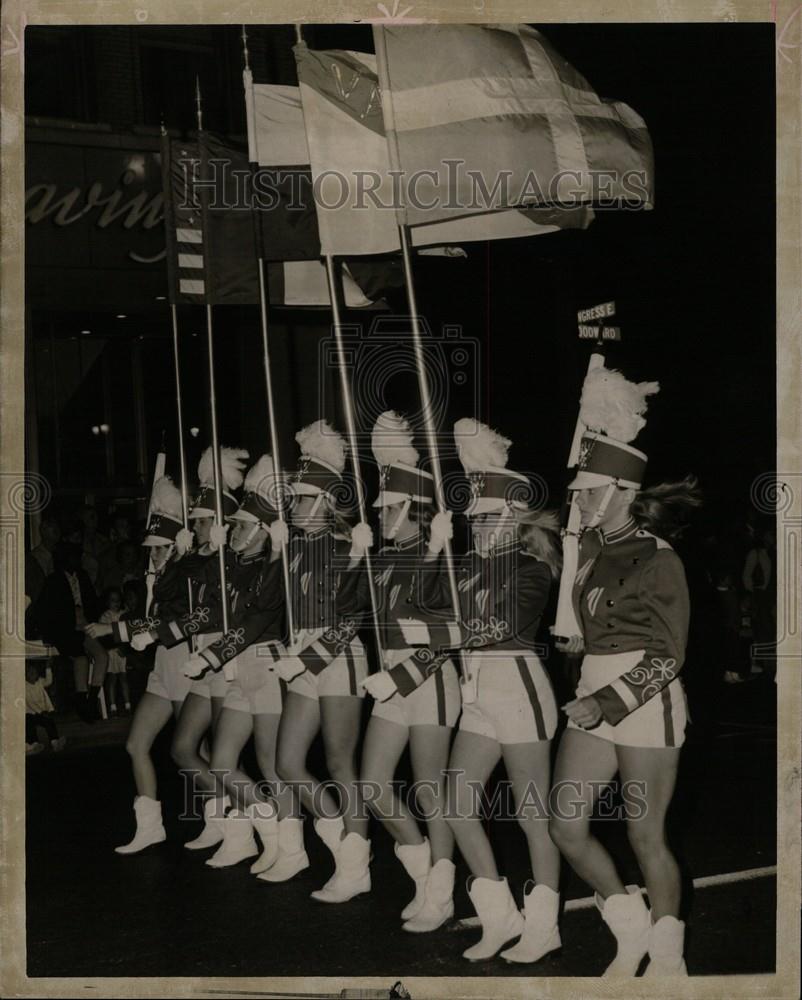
371, 411, 419, 468
149, 476, 183, 520
197, 446, 249, 491
244, 454, 276, 496
296, 420, 346, 473
454, 418, 511, 473
579, 368, 660, 444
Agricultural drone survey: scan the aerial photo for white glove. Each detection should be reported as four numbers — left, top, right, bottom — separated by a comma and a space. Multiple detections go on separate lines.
184, 654, 209, 680
175, 527, 194, 557
361, 671, 397, 702
428, 511, 453, 554
131, 630, 155, 652
398, 618, 431, 646
269, 519, 289, 552
277, 656, 306, 683
209, 523, 229, 553
349, 522, 374, 559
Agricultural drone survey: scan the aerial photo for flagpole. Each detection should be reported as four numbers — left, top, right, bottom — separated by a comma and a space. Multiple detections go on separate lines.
373, 25, 472, 690
160, 118, 195, 630
324, 255, 386, 671
196, 78, 233, 675
241, 26, 297, 646
397, 226, 473, 692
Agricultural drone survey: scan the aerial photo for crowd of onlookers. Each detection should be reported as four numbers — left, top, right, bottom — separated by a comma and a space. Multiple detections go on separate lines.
24, 506, 154, 754
23, 500, 778, 755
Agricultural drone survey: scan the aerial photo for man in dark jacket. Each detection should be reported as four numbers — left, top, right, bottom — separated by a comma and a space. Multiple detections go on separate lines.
39, 541, 108, 721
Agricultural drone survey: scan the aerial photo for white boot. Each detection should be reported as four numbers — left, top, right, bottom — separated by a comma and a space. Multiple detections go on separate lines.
314, 815, 345, 862
310, 832, 371, 903
205, 809, 259, 868
115, 796, 166, 855
185, 796, 229, 851
257, 817, 309, 883
463, 877, 524, 961
596, 884, 651, 976
247, 800, 280, 874
643, 915, 688, 976
395, 838, 431, 921
501, 882, 561, 963
403, 858, 455, 933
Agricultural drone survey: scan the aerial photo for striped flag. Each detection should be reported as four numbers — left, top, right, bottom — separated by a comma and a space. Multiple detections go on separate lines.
161, 134, 207, 304
373, 24, 654, 229
293, 42, 597, 257
161, 128, 396, 308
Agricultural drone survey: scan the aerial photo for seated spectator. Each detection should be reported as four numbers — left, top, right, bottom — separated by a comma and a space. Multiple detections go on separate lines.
31, 516, 60, 578
743, 526, 776, 676
100, 587, 131, 716
38, 541, 108, 723
25, 661, 66, 753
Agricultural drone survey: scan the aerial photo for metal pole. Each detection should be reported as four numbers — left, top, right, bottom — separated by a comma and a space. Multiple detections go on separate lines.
205, 304, 231, 642
197, 76, 233, 677
170, 305, 195, 630
323, 255, 385, 670
256, 259, 296, 645
398, 225, 472, 688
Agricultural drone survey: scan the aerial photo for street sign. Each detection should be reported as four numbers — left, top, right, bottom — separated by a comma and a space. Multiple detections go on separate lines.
577, 301, 616, 323
578, 324, 621, 341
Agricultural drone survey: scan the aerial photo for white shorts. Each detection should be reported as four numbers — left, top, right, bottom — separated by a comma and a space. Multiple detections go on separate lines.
187, 632, 229, 700
288, 640, 368, 701
459, 650, 558, 745
222, 642, 285, 716
567, 650, 688, 748
146, 642, 193, 704
372, 657, 461, 729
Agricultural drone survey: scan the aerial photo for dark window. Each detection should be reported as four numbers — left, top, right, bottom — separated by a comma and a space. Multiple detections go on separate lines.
139, 40, 227, 133
25, 27, 95, 122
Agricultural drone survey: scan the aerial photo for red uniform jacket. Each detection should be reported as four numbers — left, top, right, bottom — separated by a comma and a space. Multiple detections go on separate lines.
573, 518, 690, 726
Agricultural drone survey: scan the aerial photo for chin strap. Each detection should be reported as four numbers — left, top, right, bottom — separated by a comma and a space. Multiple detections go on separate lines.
488, 505, 513, 552
385, 498, 411, 540
587, 482, 618, 531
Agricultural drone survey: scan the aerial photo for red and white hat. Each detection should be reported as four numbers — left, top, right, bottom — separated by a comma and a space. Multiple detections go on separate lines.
291, 420, 346, 499
454, 418, 531, 516
143, 476, 184, 546
371, 411, 434, 508
189, 446, 249, 520
229, 455, 283, 527
567, 366, 659, 490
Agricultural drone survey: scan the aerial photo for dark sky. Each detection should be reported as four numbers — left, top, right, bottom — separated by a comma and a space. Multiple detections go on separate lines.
28, 23, 776, 524
304, 23, 776, 518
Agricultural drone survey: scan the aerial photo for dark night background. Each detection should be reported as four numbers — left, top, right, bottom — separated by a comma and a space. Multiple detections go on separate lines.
25, 22, 775, 526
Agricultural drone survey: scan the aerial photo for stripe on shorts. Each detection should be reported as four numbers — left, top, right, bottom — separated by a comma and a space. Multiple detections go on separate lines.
345, 646, 357, 696
515, 657, 546, 740
661, 687, 675, 747
434, 668, 446, 727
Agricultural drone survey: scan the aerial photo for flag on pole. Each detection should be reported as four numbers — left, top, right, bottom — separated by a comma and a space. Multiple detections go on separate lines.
293, 41, 598, 256
161, 129, 396, 308
372, 24, 654, 228
161, 134, 207, 305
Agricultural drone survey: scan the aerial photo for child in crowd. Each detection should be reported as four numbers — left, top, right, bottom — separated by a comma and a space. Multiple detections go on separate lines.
101, 587, 131, 715
25, 661, 66, 754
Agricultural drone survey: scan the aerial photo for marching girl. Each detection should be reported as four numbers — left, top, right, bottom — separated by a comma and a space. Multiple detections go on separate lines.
268, 420, 372, 901
164, 446, 249, 853
548, 368, 701, 976
86, 476, 201, 853
173, 455, 294, 872
354, 413, 462, 933
398, 419, 563, 963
